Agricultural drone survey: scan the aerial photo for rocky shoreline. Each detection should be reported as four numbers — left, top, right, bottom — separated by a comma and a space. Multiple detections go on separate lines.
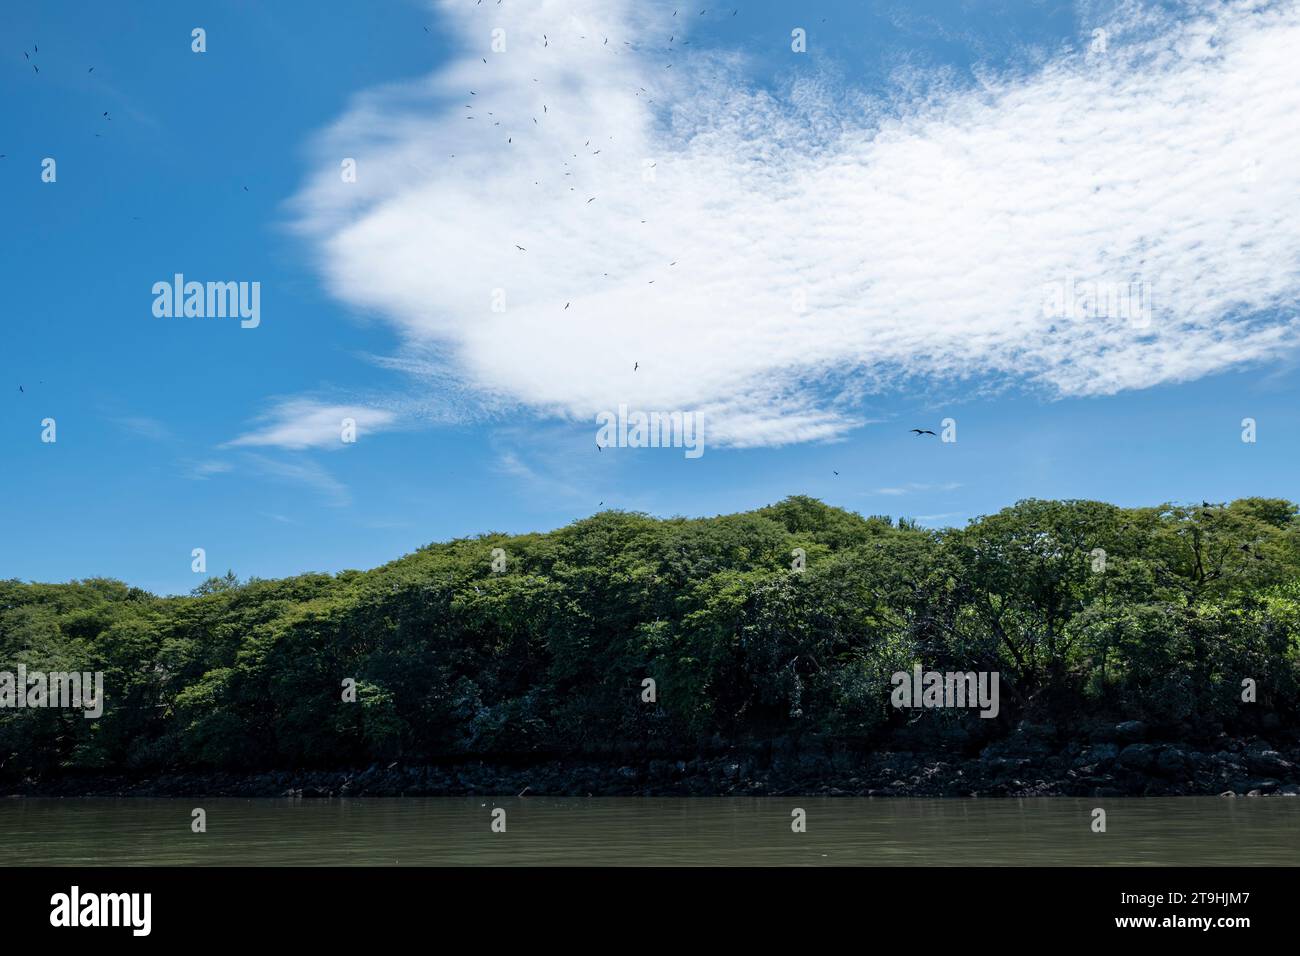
8, 723, 1300, 799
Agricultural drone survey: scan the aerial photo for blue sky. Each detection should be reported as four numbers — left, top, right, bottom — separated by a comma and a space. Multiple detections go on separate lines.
3, 0, 1298, 595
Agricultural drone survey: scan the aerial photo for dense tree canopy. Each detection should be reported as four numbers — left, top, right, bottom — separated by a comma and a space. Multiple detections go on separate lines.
2, 496, 1298, 778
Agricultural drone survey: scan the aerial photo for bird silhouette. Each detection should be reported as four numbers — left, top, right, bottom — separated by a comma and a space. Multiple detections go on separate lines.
911, 428, 937, 436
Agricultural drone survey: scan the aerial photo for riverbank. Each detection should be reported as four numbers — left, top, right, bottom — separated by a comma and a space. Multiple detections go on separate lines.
6, 726, 1298, 799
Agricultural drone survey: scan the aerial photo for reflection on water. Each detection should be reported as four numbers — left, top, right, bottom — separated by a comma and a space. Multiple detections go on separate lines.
1, 797, 1297, 866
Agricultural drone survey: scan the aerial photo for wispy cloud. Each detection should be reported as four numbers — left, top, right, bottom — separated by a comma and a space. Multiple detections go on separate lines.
182, 459, 233, 481
291, 0, 1300, 448
870, 481, 963, 496
914, 512, 965, 525
226, 398, 398, 450
494, 450, 539, 481
243, 453, 351, 507
110, 416, 172, 441
487, 427, 590, 501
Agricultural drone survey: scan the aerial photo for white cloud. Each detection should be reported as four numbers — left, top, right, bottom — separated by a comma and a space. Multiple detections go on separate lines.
494, 450, 538, 481
291, 0, 1300, 448
111, 416, 172, 441
243, 453, 351, 507
183, 460, 233, 480
914, 512, 965, 525
871, 481, 963, 496
226, 399, 397, 450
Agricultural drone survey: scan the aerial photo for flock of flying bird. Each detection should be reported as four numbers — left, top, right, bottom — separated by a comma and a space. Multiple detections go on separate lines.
18, 41, 111, 143
16, 7, 937, 481
435, 7, 747, 434
12, 43, 257, 173
444, 6, 936, 463
458, 17, 716, 293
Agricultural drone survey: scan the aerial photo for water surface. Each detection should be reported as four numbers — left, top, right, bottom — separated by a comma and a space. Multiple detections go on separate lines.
2, 797, 1296, 866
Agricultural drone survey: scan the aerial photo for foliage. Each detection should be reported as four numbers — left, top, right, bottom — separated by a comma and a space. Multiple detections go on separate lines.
2, 497, 1298, 776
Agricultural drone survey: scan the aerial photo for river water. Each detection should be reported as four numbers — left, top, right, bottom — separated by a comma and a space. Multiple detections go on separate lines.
2, 797, 1296, 866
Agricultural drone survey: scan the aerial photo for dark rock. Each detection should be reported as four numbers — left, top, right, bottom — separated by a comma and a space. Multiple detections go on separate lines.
1118, 743, 1157, 770
1155, 747, 1188, 776
7, 726, 1300, 798
1247, 750, 1292, 775
1075, 743, 1119, 768
1115, 720, 1147, 742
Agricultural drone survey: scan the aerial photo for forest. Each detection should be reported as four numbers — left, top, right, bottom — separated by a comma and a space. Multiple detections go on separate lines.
2, 496, 1298, 783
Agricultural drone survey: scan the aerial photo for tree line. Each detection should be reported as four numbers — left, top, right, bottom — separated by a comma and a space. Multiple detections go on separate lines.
3, 496, 1298, 778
